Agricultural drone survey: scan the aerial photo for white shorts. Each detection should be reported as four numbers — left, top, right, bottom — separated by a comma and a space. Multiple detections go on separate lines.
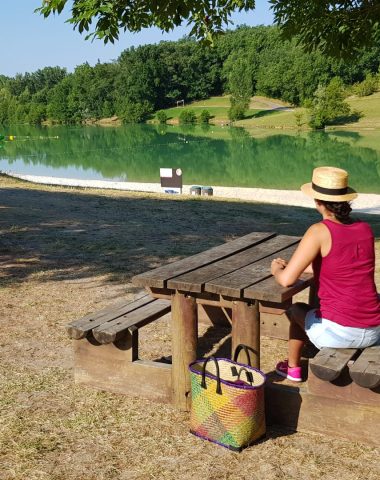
305, 309, 380, 349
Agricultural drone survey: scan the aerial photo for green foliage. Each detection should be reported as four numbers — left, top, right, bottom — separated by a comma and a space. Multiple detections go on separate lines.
228, 103, 247, 121
2, 25, 380, 126
156, 110, 169, 124
353, 73, 379, 97
199, 110, 211, 123
309, 77, 351, 129
120, 101, 153, 123
271, 0, 380, 58
179, 109, 197, 124
37, 1, 380, 58
27, 103, 46, 124
225, 55, 253, 121
294, 111, 304, 128
227, 56, 252, 108
36, 0, 256, 45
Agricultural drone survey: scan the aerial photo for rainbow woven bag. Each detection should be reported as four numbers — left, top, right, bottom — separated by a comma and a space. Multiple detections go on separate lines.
189, 351, 266, 451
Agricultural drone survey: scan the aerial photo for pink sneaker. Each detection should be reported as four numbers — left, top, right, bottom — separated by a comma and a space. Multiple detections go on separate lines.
275, 360, 302, 382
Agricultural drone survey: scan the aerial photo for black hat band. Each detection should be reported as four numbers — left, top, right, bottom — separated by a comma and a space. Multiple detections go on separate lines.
312, 182, 348, 196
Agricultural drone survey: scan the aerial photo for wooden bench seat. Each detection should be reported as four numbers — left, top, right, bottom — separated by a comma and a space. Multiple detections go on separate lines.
309, 346, 380, 388
349, 346, 380, 389
66, 295, 173, 402
66, 295, 171, 343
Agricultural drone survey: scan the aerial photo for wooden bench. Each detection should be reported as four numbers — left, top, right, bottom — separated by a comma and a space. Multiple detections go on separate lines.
309, 346, 380, 389
66, 295, 171, 345
66, 295, 173, 401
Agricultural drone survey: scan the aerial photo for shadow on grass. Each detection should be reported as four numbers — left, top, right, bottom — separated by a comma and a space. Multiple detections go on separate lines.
329, 111, 363, 126
1, 181, 379, 287
244, 108, 287, 120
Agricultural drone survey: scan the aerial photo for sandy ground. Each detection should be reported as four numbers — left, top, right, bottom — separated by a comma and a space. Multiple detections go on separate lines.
7, 173, 380, 215
0, 174, 379, 480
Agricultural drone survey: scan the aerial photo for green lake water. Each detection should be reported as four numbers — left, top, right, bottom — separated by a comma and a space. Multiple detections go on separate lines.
1, 124, 380, 193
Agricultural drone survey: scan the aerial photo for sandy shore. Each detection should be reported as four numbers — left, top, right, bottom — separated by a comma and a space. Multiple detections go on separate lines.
8, 172, 380, 215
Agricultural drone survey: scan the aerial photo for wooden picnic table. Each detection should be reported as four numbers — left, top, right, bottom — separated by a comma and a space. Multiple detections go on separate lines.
132, 231, 314, 410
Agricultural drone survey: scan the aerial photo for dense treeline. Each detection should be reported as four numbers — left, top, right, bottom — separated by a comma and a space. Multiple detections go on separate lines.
1, 25, 379, 125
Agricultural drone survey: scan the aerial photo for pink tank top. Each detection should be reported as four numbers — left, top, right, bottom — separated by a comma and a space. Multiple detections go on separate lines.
312, 219, 380, 328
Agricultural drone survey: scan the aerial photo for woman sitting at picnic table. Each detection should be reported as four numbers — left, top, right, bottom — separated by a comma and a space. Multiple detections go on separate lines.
271, 166, 380, 382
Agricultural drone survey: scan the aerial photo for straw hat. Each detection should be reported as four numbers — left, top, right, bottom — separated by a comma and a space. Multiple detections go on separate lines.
301, 166, 358, 202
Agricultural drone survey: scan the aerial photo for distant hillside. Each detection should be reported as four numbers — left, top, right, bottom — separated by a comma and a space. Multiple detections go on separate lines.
149, 92, 380, 131
1, 25, 380, 126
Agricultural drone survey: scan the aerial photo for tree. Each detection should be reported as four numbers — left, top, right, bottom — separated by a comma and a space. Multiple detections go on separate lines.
179, 109, 197, 124
37, 0, 255, 44
226, 56, 253, 120
119, 100, 153, 123
199, 110, 212, 123
156, 110, 169, 124
353, 73, 379, 96
37, 1, 380, 57
309, 77, 351, 129
270, 1, 380, 58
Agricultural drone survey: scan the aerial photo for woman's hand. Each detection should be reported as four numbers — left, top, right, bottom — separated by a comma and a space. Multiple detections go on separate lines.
271, 258, 287, 275
271, 223, 323, 287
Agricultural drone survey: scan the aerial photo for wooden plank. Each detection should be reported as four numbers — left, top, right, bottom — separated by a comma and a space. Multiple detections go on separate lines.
349, 346, 380, 389
309, 348, 358, 381
92, 299, 171, 344
259, 299, 292, 314
66, 295, 154, 340
260, 312, 289, 340
244, 273, 314, 303
167, 235, 299, 293
231, 300, 260, 368
132, 232, 276, 288
197, 304, 231, 327
171, 292, 198, 411
307, 368, 380, 405
205, 242, 300, 297
265, 379, 380, 446
74, 338, 172, 402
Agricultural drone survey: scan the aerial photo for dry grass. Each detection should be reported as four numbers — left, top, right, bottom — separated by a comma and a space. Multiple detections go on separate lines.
0, 174, 379, 480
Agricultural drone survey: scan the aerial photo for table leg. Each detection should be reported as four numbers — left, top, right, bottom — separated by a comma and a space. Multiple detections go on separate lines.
171, 291, 198, 411
231, 300, 260, 368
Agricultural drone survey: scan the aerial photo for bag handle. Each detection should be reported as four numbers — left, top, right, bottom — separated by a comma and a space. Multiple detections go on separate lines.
233, 344, 253, 366
201, 356, 222, 395
236, 366, 254, 384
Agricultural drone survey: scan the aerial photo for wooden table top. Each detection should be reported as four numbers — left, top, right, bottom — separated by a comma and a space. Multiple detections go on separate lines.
132, 232, 313, 303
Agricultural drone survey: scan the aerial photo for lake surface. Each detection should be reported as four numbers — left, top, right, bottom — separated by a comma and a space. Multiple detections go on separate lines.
1, 124, 380, 193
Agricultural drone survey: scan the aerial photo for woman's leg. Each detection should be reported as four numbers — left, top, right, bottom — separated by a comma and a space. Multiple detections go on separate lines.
286, 302, 310, 367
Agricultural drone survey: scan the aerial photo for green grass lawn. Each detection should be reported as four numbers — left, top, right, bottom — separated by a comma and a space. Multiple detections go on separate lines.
152, 95, 291, 125
345, 91, 380, 129
157, 105, 231, 122
151, 91, 380, 131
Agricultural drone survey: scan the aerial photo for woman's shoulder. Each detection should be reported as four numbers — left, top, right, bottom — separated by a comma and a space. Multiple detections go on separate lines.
302, 222, 329, 244
306, 222, 330, 235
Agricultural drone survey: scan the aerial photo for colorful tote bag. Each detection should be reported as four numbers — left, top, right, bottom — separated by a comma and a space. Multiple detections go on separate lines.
189, 346, 266, 451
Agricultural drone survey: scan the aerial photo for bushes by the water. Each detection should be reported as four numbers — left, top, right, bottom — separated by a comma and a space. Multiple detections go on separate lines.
228, 103, 246, 121
179, 109, 197, 124
156, 110, 169, 124
309, 78, 351, 129
352, 73, 379, 97
199, 110, 212, 123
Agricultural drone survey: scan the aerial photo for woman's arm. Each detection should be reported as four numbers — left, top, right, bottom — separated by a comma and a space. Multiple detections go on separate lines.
271, 224, 323, 287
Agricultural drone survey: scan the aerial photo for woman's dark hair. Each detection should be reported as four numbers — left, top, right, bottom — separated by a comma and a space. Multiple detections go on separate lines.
319, 200, 352, 223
